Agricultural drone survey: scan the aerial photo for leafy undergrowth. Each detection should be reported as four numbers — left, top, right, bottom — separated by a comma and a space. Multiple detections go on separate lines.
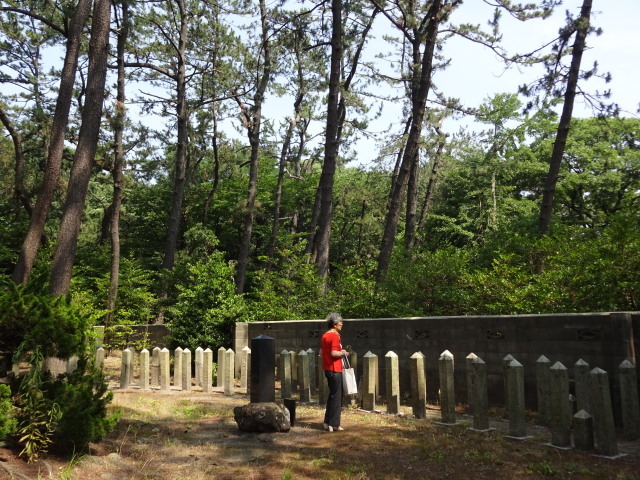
1, 387, 639, 480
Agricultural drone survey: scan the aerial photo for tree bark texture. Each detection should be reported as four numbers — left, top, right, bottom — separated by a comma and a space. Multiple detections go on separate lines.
49, 0, 110, 296
413, 134, 446, 248
161, 0, 189, 273
376, 0, 443, 282
0, 103, 32, 216
105, 0, 130, 329
12, 0, 92, 285
315, 0, 343, 283
537, 0, 592, 235
235, 0, 272, 294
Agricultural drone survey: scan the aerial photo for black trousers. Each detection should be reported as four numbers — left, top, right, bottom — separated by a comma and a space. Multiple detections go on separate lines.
324, 370, 343, 427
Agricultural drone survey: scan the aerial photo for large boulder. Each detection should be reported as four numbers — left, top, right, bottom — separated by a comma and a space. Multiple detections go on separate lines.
233, 402, 291, 433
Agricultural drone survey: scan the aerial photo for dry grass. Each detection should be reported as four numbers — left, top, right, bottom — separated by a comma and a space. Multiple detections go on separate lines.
1, 357, 640, 480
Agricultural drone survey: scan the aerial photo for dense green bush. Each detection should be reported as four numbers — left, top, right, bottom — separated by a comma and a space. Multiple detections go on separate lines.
0, 281, 117, 458
0, 280, 94, 365
167, 251, 247, 351
48, 357, 119, 453
0, 384, 17, 441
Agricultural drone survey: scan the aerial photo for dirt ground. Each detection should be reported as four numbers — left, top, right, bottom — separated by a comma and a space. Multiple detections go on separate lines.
1, 361, 640, 480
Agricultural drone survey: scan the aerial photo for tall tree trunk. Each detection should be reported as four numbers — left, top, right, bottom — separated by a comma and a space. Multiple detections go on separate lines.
376, 0, 442, 282
105, 0, 130, 330
49, 0, 111, 296
313, 5, 377, 282
268, 35, 306, 262
413, 133, 446, 248
268, 105, 301, 261
203, 108, 220, 222
12, 0, 92, 285
404, 148, 419, 250
0, 104, 32, 216
161, 0, 189, 274
315, 0, 343, 283
538, 0, 592, 235
389, 116, 413, 202
234, 0, 271, 294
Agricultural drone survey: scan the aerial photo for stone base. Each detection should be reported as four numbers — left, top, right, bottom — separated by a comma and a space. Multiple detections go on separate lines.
545, 443, 572, 451
234, 402, 291, 433
504, 435, 534, 440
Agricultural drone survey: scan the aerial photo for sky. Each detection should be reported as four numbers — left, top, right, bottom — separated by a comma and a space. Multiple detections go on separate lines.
435, 0, 639, 118
339, 0, 640, 166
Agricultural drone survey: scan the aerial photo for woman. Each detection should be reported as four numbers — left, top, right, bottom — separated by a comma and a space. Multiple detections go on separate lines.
320, 312, 349, 432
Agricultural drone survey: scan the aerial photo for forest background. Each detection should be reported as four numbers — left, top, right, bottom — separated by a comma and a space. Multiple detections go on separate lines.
1, 0, 639, 355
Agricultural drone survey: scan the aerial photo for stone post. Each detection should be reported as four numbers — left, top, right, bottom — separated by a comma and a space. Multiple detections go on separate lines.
160, 348, 170, 391
217, 347, 226, 388
507, 358, 527, 438
590, 367, 618, 456
502, 354, 514, 418
250, 335, 275, 403
362, 351, 377, 411
306, 348, 316, 392
549, 361, 571, 448
574, 359, 591, 414
202, 348, 213, 393
410, 352, 427, 419
139, 349, 150, 390
470, 356, 490, 431
288, 351, 298, 392
120, 348, 132, 389
245, 349, 252, 397
318, 352, 327, 406
536, 355, 551, 426
182, 348, 192, 392
385, 351, 400, 414
224, 349, 235, 396
151, 346, 161, 387
466, 352, 478, 411
195, 346, 204, 387
279, 349, 292, 399
619, 360, 640, 440
439, 350, 456, 425
573, 409, 594, 451
240, 346, 251, 393
298, 350, 311, 402
174, 347, 183, 388
95, 347, 105, 369
349, 351, 358, 387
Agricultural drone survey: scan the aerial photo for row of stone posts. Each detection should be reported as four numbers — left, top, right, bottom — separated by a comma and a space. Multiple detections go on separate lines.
273, 347, 637, 457
114, 345, 251, 396
107, 343, 638, 456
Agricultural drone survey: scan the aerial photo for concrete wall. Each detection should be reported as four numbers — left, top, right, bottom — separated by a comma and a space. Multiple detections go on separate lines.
236, 312, 639, 411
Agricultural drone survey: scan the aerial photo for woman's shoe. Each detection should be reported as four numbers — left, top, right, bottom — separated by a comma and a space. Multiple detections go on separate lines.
327, 425, 334, 432
335, 426, 344, 431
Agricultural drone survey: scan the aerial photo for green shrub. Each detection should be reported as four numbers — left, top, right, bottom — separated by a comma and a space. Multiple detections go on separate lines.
0, 384, 17, 440
0, 279, 93, 365
167, 252, 246, 351
48, 357, 119, 453
14, 349, 61, 463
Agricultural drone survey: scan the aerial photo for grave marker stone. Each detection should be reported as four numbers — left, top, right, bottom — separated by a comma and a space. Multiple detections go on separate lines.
439, 350, 456, 425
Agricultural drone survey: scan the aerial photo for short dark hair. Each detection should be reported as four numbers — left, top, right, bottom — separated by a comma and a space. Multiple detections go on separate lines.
326, 312, 343, 330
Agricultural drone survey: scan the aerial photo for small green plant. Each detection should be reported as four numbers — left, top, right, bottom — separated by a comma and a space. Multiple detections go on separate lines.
0, 384, 17, 440
15, 349, 61, 463
280, 469, 293, 480
527, 460, 557, 476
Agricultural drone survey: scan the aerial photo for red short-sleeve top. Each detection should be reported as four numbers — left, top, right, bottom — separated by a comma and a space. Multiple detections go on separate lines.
321, 330, 343, 372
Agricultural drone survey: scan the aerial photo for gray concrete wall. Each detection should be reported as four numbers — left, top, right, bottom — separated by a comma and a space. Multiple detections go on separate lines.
236, 312, 638, 411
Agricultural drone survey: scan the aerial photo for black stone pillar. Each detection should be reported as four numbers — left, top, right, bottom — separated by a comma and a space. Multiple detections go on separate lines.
250, 335, 275, 403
